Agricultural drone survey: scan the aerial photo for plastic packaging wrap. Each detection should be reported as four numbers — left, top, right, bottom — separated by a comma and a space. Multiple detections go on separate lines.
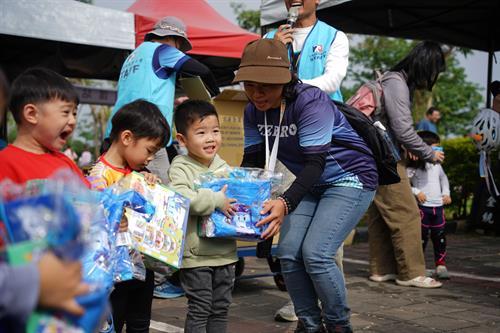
112, 172, 190, 269
195, 167, 281, 241
0, 171, 105, 332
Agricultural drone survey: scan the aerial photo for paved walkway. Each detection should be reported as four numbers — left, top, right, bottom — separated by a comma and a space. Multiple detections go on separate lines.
150, 232, 500, 333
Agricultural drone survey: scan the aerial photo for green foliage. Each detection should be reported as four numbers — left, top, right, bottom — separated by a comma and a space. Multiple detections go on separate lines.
343, 36, 483, 136
230, 2, 261, 34
441, 137, 479, 218
441, 137, 500, 220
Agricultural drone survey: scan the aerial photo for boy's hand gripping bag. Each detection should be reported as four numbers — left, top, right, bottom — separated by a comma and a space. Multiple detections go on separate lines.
196, 167, 281, 241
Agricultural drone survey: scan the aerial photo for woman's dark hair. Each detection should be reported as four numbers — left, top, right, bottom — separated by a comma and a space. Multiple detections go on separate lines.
282, 73, 301, 103
391, 41, 446, 94
174, 99, 218, 135
407, 130, 441, 169
109, 99, 170, 147
9, 67, 79, 124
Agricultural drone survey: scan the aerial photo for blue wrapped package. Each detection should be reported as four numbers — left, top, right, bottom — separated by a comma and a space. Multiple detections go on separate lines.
196, 168, 280, 241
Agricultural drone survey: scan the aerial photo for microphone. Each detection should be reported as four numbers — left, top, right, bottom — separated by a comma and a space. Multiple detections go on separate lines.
286, 3, 301, 29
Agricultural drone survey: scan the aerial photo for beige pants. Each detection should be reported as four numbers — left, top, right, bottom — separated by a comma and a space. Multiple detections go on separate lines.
367, 162, 425, 280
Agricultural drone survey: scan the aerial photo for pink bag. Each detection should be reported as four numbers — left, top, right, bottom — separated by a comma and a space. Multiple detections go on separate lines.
346, 71, 384, 118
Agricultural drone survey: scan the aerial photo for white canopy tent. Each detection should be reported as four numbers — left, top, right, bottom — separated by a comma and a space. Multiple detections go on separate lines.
0, 0, 135, 84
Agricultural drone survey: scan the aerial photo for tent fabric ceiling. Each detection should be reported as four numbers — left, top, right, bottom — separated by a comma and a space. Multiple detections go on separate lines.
129, 0, 259, 58
261, 0, 500, 52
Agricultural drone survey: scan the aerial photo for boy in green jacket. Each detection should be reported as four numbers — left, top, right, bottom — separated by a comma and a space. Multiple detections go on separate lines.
169, 100, 237, 333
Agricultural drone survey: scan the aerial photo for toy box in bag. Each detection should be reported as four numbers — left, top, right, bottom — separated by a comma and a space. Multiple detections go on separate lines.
196, 167, 281, 241
116, 172, 190, 269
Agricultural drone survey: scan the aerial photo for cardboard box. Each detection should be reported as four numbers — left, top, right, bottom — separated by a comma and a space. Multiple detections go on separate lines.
180, 77, 248, 167
119, 172, 190, 269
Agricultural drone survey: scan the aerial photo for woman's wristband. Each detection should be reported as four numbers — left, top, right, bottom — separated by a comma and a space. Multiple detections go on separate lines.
277, 196, 290, 215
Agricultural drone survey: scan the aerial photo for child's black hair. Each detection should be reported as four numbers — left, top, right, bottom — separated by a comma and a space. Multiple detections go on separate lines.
408, 130, 441, 170
9, 67, 79, 124
174, 100, 219, 135
109, 99, 170, 147
418, 130, 440, 146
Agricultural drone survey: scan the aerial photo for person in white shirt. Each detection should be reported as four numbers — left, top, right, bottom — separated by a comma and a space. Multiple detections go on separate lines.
266, 0, 348, 101
407, 131, 452, 280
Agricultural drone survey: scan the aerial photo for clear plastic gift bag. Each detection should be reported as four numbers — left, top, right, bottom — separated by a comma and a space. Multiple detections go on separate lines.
195, 167, 282, 241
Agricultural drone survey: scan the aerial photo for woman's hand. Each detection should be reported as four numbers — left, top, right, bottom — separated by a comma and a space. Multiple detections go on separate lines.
256, 199, 286, 240
432, 150, 445, 163
273, 24, 294, 45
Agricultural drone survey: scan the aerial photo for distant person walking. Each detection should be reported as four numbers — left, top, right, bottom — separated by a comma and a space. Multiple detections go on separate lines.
416, 106, 441, 134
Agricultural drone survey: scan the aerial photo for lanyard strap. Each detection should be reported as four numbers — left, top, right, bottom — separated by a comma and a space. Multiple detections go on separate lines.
265, 100, 286, 172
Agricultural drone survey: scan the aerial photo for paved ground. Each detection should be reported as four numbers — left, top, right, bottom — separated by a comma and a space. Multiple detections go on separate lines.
150, 232, 500, 333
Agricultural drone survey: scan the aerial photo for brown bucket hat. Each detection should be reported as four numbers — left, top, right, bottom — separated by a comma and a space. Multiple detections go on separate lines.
233, 39, 291, 84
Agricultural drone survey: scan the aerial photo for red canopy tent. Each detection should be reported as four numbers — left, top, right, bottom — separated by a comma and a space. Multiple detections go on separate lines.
128, 0, 259, 86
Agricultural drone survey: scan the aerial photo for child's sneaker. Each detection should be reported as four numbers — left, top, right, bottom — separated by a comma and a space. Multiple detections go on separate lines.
436, 265, 450, 279
153, 280, 185, 299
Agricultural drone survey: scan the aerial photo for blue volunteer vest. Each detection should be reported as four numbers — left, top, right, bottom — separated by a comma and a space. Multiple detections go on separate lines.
105, 42, 180, 145
267, 20, 343, 102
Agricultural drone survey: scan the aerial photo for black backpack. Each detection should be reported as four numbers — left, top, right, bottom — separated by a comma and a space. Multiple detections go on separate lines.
332, 100, 401, 186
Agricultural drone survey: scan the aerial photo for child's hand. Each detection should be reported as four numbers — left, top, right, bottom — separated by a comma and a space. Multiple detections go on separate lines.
220, 184, 237, 218
442, 195, 452, 205
416, 192, 427, 204
141, 172, 160, 185
119, 214, 128, 233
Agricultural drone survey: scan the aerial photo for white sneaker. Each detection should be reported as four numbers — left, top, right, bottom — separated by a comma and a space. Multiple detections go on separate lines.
274, 300, 298, 322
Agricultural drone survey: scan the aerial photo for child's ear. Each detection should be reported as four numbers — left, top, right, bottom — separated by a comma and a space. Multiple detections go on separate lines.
22, 104, 39, 125
176, 133, 186, 146
120, 130, 134, 146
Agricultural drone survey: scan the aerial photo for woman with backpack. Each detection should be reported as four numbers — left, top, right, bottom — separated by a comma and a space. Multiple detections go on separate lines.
367, 41, 446, 288
235, 39, 377, 333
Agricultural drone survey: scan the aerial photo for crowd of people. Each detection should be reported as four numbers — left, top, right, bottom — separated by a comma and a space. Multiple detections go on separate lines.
0, 0, 493, 332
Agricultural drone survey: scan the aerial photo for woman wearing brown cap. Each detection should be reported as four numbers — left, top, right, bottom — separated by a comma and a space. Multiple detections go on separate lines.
234, 39, 377, 333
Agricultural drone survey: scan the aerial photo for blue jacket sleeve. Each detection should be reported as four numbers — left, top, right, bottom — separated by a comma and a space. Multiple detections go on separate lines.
0, 263, 39, 323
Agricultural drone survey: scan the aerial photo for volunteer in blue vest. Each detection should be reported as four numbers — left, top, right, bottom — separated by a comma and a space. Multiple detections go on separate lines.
266, 0, 349, 102
265, 0, 349, 322
105, 16, 220, 184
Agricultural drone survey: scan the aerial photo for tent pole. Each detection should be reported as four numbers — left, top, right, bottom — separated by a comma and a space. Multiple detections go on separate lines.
487, 50, 493, 108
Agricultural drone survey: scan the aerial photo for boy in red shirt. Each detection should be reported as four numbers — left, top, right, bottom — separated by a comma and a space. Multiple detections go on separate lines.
0, 67, 88, 186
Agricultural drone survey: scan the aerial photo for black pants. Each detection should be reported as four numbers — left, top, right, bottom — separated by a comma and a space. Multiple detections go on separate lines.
420, 206, 447, 266
180, 264, 235, 333
111, 269, 155, 333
